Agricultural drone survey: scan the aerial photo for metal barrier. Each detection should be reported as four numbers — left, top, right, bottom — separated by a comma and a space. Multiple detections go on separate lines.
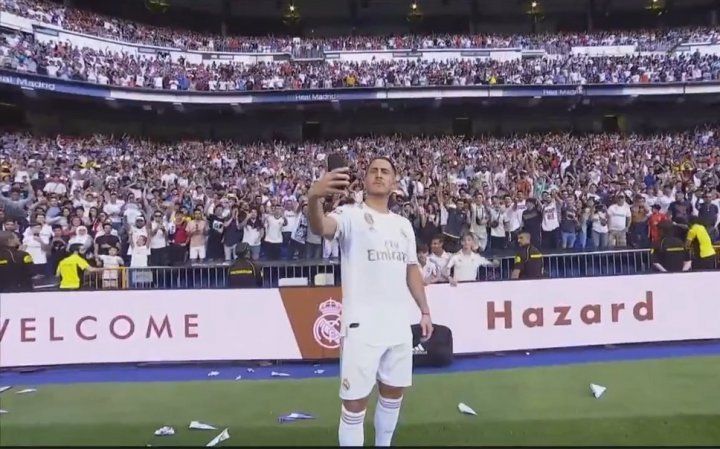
77, 247, 716, 290
475, 248, 653, 281
82, 260, 341, 290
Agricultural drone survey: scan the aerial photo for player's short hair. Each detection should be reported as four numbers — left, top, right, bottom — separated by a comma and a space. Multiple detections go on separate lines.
368, 156, 397, 175
417, 243, 429, 253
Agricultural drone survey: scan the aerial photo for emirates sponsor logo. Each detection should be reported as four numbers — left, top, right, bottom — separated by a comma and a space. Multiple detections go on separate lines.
313, 299, 343, 349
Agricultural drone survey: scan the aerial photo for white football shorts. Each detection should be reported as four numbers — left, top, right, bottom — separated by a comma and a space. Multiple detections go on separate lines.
338, 335, 413, 401
189, 246, 206, 260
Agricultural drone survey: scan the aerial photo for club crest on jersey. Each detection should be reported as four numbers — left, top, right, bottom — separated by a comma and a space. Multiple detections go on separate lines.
364, 212, 376, 231
342, 378, 351, 391
313, 299, 343, 349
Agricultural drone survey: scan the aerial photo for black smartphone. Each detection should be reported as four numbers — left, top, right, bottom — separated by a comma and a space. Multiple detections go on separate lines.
327, 153, 348, 172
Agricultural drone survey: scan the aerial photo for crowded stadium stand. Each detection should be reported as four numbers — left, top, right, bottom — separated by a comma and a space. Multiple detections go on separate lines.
0, 0, 719, 446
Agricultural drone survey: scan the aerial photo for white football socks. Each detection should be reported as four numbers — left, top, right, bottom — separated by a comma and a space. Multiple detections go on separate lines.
374, 395, 403, 446
339, 404, 366, 446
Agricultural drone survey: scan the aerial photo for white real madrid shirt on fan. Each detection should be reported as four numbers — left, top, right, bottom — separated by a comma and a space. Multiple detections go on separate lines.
329, 202, 418, 347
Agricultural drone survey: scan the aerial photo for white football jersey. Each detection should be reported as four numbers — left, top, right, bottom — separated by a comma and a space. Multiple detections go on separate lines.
330, 203, 418, 346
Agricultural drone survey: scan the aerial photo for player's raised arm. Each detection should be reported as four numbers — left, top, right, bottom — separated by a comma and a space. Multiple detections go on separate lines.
307, 167, 351, 240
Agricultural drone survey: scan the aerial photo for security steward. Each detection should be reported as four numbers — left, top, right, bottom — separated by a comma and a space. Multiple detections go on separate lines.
0, 230, 34, 292
651, 221, 691, 273
228, 243, 262, 288
57, 244, 96, 290
511, 231, 543, 280
685, 216, 718, 271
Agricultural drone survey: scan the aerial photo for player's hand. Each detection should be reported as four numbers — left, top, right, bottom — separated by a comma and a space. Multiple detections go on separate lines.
308, 168, 350, 199
419, 314, 434, 342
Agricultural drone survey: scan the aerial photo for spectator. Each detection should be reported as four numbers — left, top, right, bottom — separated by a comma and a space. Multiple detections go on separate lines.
607, 194, 631, 248
282, 199, 300, 258
242, 208, 264, 261
289, 204, 308, 260
68, 225, 93, 256
540, 191, 561, 250
97, 245, 124, 288
416, 243, 440, 285
591, 204, 610, 249
187, 208, 208, 262
696, 191, 719, 241
95, 222, 120, 255
21, 221, 49, 275
168, 210, 189, 265
428, 235, 451, 282
130, 234, 150, 267
222, 206, 245, 262
206, 204, 226, 262
559, 202, 579, 250
521, 198, 543, 249
447, 233, 499, 285
148, 211, 170, 265
48, 224, 67, 274
668, 191, 693, 238
504, 195, 523, 249
487, 196, 506, 253
263, 205, 287, 261
629, 195, 650, 248
468, 193, 488, 252
648, 204, 669, 246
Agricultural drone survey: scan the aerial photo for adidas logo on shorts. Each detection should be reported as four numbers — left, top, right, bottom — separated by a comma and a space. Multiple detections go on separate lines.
412, 344, 427, 355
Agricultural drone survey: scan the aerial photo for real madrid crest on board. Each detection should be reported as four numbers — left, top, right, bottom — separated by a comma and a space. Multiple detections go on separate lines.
313, 299, 343, 349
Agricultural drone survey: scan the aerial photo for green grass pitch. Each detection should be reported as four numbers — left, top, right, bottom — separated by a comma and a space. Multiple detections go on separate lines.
1, 356, 719, 446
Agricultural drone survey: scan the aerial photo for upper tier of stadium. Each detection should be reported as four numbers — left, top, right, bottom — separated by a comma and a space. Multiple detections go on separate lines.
1, 0, 719, 55
2, 29, 720, 92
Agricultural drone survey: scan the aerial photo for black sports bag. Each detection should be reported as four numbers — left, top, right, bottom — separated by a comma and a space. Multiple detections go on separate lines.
411, 324, 454, 368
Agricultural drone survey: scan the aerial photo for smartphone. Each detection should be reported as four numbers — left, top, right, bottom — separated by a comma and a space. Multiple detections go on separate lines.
327, 153, 348, 172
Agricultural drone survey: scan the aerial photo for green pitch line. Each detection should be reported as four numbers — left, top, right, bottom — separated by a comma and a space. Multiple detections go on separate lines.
1, 356, 719, 446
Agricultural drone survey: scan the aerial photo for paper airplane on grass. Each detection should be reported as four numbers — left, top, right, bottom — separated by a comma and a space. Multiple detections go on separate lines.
207, 371, 220, 377
313, 369, 325, 375
206, 428, 230, 447
271, 371, 290, 377
154, 426, 175, 436
0, 386, 11, 394
457, 402, 477, 416
246, 368, 255, 373
235, 375, 243, 380
590, 383, 607, 398
190, 421, 217, 430
16, 388, 36, 394
278, 412, 316, 423
0, 409, 8, 414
